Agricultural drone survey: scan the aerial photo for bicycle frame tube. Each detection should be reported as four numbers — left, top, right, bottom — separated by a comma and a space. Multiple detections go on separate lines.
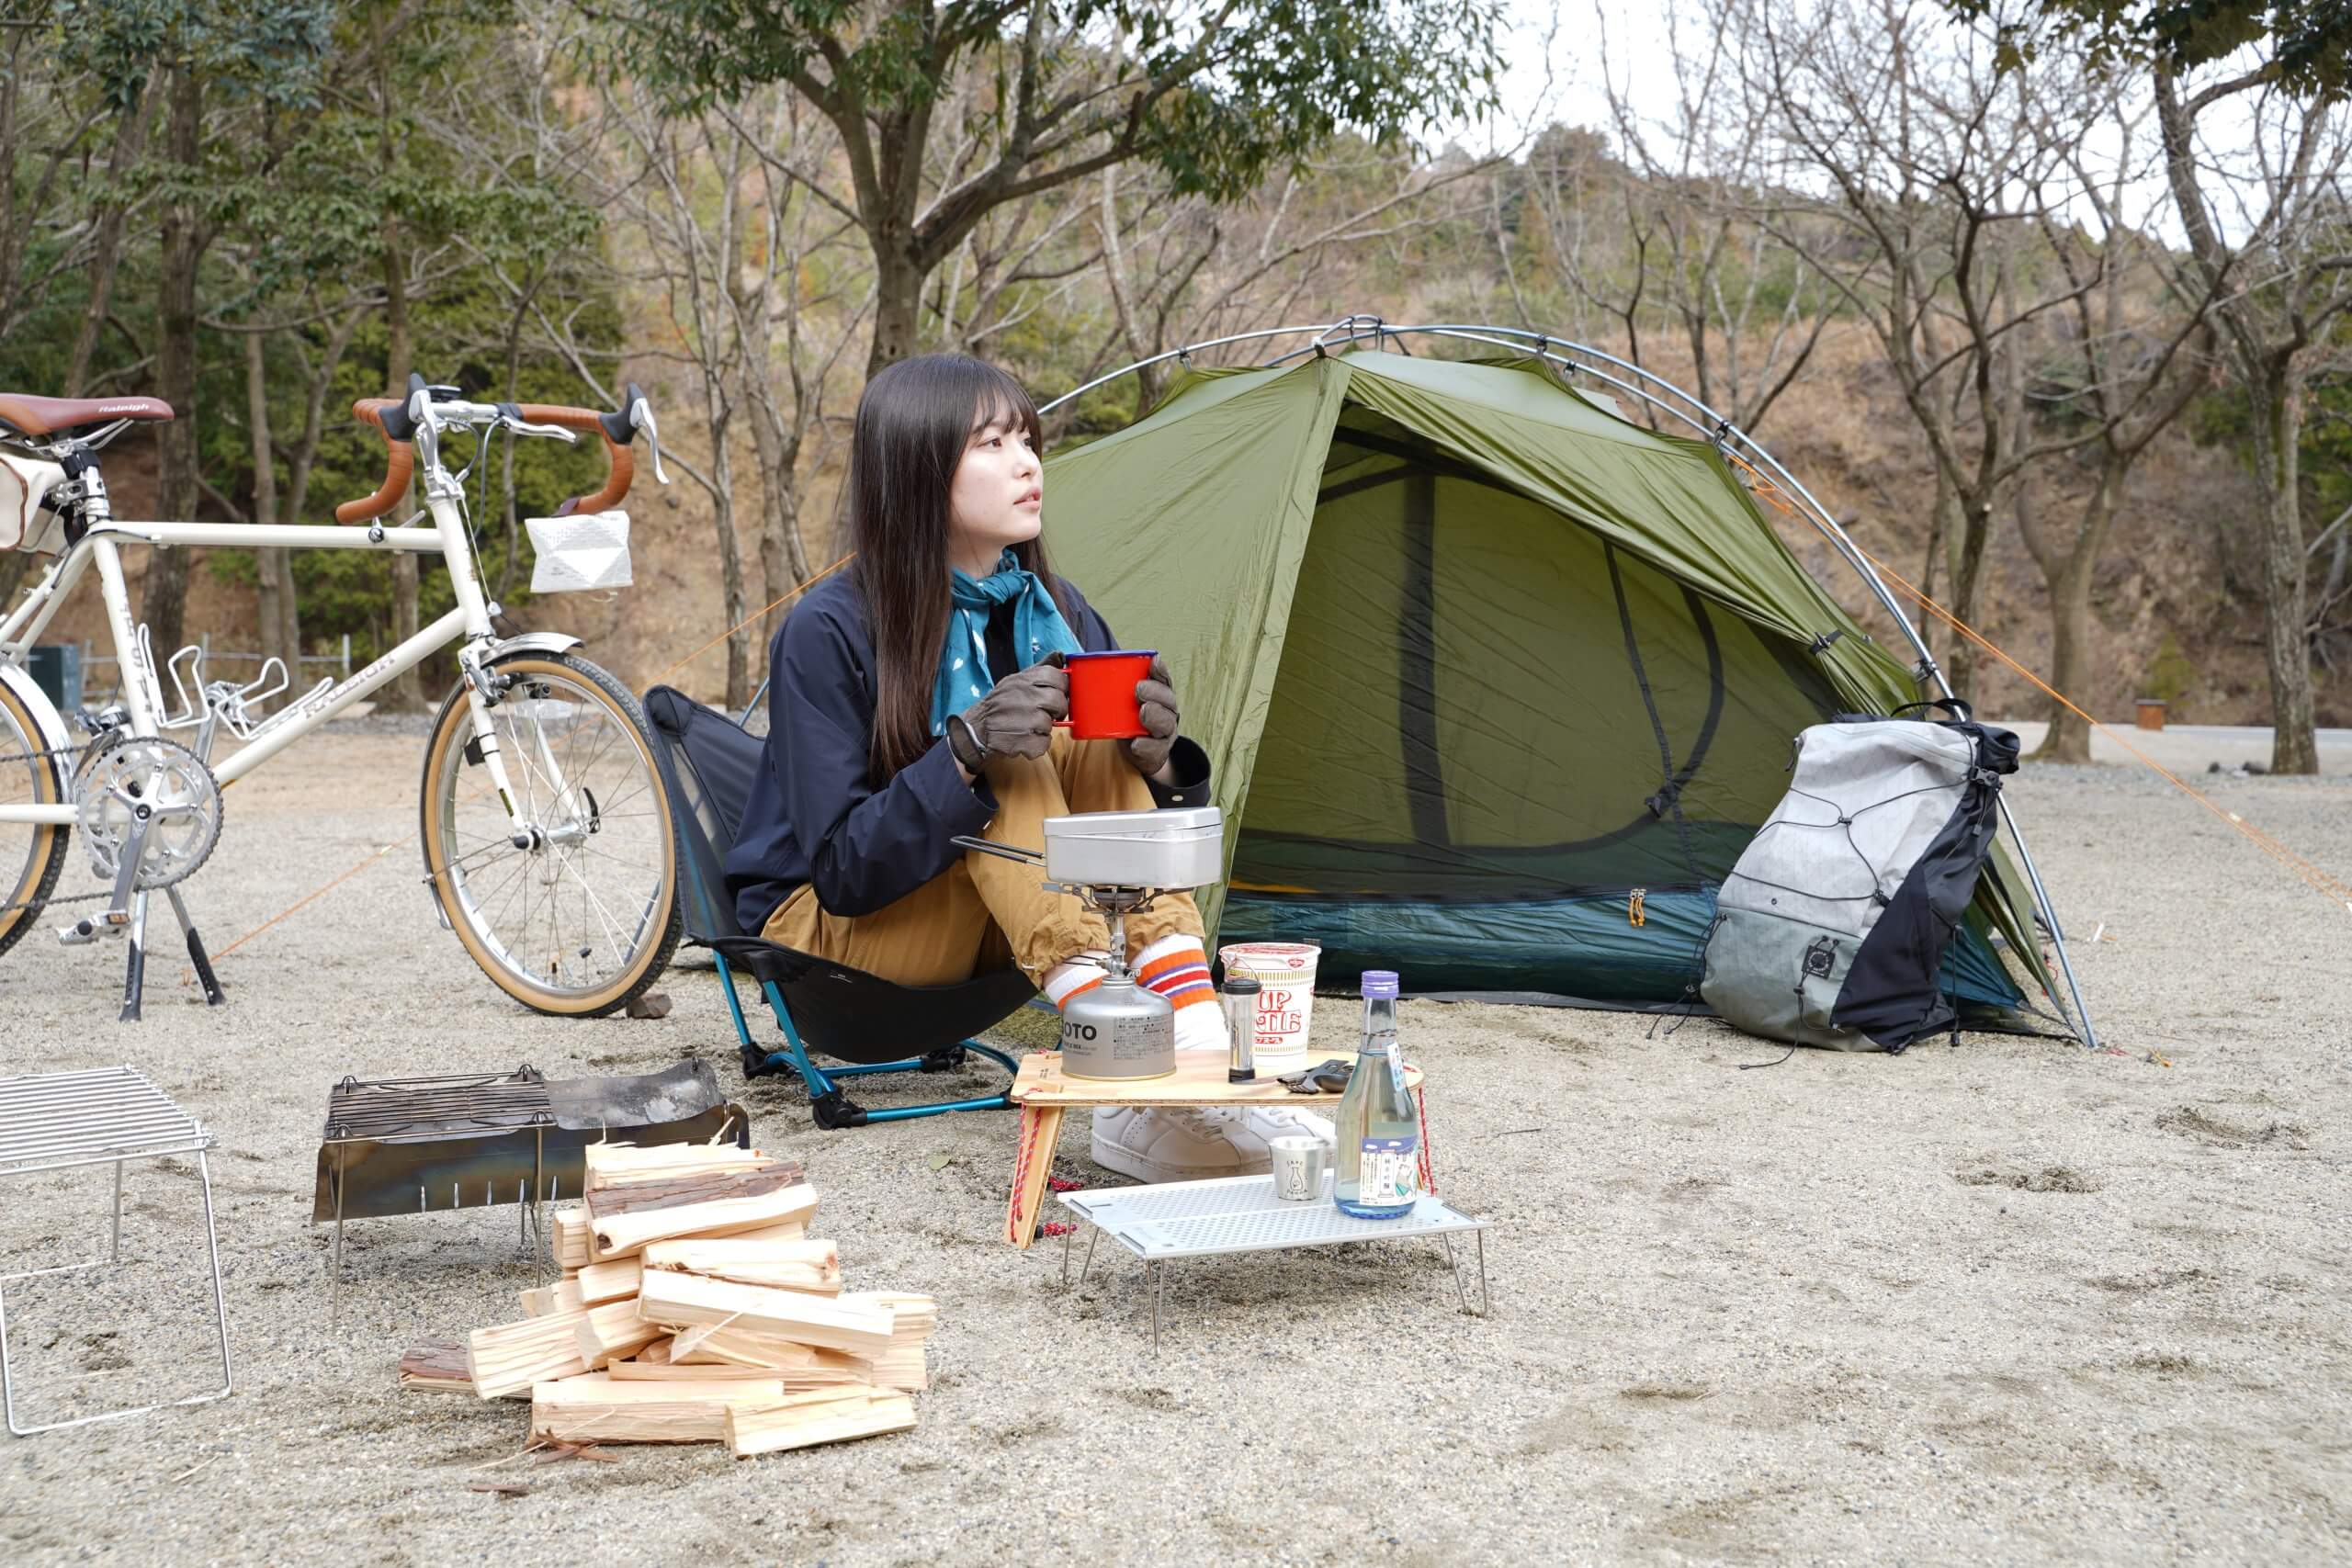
0, 484, 529, 829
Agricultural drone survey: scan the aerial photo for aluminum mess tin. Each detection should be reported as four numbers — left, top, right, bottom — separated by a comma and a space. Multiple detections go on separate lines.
1041, 806, 1223, 888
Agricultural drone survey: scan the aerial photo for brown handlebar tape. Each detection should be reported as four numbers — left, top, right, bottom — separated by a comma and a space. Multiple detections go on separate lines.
334, 400, 414, 525
332, 398, 634, 525
512, 404, 634, 516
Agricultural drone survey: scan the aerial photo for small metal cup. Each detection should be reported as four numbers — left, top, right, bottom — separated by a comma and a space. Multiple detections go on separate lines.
1268, 1135, 1326, 1201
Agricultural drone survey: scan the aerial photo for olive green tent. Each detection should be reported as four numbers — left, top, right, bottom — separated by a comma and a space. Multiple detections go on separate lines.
1045, 348, 2052, 1017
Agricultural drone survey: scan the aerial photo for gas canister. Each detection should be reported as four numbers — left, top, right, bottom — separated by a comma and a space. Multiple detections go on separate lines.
1058, 974, 1174, 1080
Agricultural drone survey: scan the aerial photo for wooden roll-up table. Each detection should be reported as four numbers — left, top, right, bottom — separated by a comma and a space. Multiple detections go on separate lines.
1003, 1052, 1426, 1248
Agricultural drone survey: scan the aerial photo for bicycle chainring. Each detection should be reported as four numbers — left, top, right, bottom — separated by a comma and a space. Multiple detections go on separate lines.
74, 733, 224, 890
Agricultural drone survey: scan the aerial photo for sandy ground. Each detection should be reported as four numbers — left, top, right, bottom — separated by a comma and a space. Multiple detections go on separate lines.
1, 726, 2347, 1567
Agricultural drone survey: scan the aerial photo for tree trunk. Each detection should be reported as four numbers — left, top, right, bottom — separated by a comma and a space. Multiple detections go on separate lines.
142, 64, 204, 660
384, 237, 424, 709
1917, 467, 1955, 664
2021, 468, 2120, 767
2032, 553, 2096, 763
65, 80, 157, 397
244, 328, 298, 698
2250, 374, 2319, 773
1942, 491, 1994, 703
864, 235, 924, 378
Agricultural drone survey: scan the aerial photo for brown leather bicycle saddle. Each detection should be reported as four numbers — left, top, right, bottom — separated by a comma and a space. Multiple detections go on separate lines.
0, 393, 174, 437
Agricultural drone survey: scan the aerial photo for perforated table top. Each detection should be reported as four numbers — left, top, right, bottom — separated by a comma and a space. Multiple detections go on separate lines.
0, 1066, 211, 1176
1059, 1171, 1488, 1262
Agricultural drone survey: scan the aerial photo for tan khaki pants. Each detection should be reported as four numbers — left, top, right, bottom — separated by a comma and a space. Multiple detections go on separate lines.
762, 731, 1204, 987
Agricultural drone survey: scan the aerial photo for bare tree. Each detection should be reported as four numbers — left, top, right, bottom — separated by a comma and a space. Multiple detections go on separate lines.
1741, 0, 2112, 701
1085, 142, 1502, 423
2007, 86, 2213, 761
2154, 62, 2352, 773
1588, 0, 1838, 434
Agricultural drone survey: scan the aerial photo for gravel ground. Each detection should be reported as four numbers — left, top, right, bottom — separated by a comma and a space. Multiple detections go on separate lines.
1, 730, 2346, 1566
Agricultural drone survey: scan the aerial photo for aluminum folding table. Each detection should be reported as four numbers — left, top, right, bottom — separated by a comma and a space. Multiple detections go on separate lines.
1058, 1171, 1490, 1348
0, 1065, 232, 1435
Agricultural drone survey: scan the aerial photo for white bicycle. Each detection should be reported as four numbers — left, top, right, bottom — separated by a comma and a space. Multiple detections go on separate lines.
0, 375, 684, 1020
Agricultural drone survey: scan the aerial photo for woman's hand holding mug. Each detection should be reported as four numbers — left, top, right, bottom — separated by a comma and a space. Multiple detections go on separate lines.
947, 656, 1069, 772
1123, 655, 1179, 777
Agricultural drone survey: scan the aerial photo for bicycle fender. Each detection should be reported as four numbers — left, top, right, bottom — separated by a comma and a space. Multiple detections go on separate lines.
0, 660, 74, 755
482, 631, 584, 664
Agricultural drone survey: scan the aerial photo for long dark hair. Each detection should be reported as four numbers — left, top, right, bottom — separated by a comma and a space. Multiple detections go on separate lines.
849, 353, 1076, 782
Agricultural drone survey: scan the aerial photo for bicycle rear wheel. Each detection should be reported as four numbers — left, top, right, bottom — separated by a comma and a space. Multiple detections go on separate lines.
0, 675, 69, 960
420, 651, 681, 1016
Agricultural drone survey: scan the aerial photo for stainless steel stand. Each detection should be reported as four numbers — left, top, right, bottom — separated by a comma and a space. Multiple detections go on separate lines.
0, 1066, 232, 1435
1059, 1172, 1493, 1350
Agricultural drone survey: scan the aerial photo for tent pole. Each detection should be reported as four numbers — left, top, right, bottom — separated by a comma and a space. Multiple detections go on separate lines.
1041, 315, 2101, 1047
1370, 326, 2105, 1051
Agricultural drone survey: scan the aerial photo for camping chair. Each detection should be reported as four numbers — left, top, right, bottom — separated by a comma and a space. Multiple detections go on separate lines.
641, 686, 1030, 1129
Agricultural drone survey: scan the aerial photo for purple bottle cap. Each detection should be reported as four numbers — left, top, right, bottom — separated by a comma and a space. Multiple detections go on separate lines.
1362, 970, 1399, 999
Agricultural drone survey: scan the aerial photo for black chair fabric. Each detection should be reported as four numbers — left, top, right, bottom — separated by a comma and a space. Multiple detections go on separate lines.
642, 685, 1035, 1061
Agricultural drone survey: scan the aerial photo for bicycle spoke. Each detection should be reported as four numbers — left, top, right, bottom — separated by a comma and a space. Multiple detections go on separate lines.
428, 660, 673, 1006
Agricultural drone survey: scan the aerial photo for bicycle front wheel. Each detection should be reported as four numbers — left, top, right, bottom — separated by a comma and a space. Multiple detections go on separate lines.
0, 674, 70, 960
420, 651, 682, 1016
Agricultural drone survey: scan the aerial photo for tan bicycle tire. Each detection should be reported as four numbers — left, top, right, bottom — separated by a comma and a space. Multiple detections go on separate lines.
0, 676, 69, 960
419, 651, 683, 1017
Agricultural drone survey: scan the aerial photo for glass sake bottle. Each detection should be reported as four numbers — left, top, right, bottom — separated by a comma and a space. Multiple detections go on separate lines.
1334, 970, 1419, 1218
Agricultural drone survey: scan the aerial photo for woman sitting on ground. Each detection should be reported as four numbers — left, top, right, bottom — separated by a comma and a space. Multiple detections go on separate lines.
723, 352, 1324, 1182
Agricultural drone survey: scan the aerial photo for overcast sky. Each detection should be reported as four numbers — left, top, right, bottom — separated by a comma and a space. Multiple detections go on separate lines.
1436, 0, 2284, 246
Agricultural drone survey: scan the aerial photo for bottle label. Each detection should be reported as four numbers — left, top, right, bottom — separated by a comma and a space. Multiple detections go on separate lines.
1357, 1135, 1418, 1208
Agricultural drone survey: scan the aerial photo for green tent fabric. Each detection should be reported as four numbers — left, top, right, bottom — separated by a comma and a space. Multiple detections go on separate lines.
1044, 349, 2054, 1018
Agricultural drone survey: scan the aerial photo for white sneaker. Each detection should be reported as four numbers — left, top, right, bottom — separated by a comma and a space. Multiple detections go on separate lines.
1088, 1105, 1337, 1184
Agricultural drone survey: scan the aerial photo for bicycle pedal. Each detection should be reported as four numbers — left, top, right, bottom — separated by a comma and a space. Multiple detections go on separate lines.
56, 915, 119, 946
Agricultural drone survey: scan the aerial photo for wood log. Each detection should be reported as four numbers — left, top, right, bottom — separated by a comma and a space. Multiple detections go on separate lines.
725, 1219, 808, 1243
469, 1309, 592, 1399
519, 1278, 587, 1318
575, 1297, 662, 1370
586, 1168, 814, 1259
398, 1339, 473, 1393
607, 1359, 808, 1382
582, 1142, 776, 1189
637, 1267, 896, 1354
857, 1345, 930, 1393
843, 1291, 936, 1337
670, 1329, 870, 1386
636, 1336, 675, 1364
640, 1237, 841, 1294
575, 1257, 643, 1305
550, 1208, 592, 1270
530, 1371, 787, 1444
726, 1388, 916, 1458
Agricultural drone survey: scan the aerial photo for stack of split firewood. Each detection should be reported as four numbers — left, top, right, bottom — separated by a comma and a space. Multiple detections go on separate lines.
399, 1141, 933, 1460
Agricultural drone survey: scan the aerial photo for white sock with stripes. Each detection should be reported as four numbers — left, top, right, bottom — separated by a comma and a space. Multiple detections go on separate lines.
1043, 952, 1108, 1011
1134, 934, 1226, 1052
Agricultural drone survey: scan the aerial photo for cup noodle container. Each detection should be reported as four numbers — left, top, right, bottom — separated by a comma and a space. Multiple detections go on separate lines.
1216, 942, 1320, 1072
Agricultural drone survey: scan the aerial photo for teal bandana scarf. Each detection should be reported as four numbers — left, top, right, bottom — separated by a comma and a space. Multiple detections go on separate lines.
932, 548, 1081, 737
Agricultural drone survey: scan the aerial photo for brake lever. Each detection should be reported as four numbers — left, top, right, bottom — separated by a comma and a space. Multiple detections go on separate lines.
628, 396, 670, 484
501, 413, 579, 444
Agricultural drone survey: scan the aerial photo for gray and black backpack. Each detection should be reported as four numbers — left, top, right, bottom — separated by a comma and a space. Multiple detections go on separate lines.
1699, 700, 2020, 1052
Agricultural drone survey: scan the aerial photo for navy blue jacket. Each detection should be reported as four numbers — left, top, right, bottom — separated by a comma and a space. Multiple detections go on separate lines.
724, 570, 1212, 931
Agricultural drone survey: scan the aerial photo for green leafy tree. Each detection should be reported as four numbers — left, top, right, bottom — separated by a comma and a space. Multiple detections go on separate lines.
621, 0, 1503, 376
49, 0, 337, 656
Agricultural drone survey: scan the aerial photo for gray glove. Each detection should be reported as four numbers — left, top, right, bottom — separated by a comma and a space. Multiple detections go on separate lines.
946, 656, 1068, 770
1123, 655, 1180, 776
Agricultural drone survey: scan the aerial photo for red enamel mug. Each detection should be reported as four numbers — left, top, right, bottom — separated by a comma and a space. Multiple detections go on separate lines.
1059, 649, 1155, 739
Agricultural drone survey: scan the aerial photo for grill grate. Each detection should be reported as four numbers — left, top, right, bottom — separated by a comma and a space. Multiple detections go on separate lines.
322, 1066, 552, 1144
0, 1065, 211, 1175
